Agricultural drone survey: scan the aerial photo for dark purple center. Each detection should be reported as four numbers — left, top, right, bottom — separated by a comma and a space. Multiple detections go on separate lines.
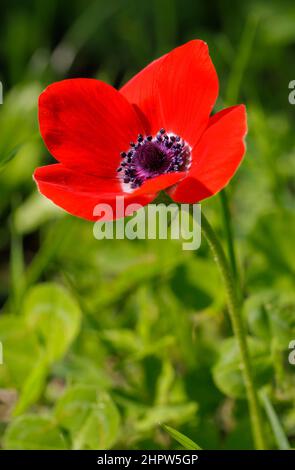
117, 129, 191, 190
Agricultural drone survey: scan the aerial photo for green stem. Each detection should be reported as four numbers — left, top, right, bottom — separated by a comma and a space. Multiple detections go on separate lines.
200, 212, 266, 450
219, 189, 239, 281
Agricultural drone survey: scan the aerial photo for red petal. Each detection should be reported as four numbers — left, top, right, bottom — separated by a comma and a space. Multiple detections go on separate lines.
133, 171, 186, 195
168, 105, 247, 203
121, 40, 218, 146
39, 79, 144, 178
121, 55, 166, 135
157, 40, 219, 146
34, 164, 155, 221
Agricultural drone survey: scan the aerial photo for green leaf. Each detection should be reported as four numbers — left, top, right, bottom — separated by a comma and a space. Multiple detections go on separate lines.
55, 355, 112, 389
0, 316, 41, 388
259, 390, 291, 450
0, 84, 41, 185
244, 291, 295, 349
162, 424, 202, 450
3, 415, 67, 450
212, 337, 273, 398
13, 357, 48, 416
55, 385, 120, 450
101, 329, 143, 353
0, 144, 22, 169
244, 292, 272, 341
136, 403, 198, 433
23, 283, 81, 362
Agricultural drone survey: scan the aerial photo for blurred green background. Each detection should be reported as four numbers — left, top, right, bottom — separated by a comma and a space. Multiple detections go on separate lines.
0, 0, 295, 450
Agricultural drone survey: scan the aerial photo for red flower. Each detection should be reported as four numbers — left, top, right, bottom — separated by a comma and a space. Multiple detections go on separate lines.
34, 40, 247, 221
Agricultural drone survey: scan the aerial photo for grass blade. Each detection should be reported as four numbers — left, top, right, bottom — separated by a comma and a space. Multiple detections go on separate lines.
162, 424, 202, 450
260, 390, 291, 450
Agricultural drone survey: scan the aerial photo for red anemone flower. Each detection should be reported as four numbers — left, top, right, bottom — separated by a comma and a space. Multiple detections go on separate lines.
34, 40, 247, 220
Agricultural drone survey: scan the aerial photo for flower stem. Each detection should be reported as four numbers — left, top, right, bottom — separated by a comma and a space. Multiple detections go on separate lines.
200, 211, 266, 450
219, 190, 239, 281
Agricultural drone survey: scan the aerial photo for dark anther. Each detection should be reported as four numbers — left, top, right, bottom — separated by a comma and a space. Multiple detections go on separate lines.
118, 129, 190, 189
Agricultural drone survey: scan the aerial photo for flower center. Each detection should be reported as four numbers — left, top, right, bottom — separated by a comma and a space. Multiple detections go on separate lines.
117, 129, 191, 190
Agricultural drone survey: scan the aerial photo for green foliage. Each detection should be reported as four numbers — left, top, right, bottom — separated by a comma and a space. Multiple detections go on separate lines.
3, 415, 67, 450
244, 291, 295, 349
0, 0, 294, 451
213, 337, 273, 399
0, 316, 41, 388
55, 385, 120, 450
23, 283, 81, 363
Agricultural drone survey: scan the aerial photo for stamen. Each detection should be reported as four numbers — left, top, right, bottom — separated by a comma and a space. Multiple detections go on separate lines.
117, 129, 191, 191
